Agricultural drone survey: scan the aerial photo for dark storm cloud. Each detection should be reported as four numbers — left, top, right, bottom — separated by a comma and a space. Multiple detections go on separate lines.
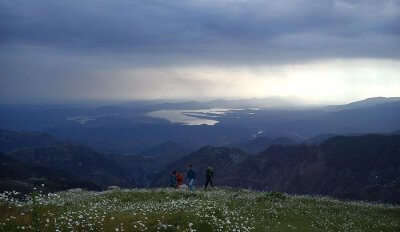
1, 0, 399, 63
1, 0, 400, 103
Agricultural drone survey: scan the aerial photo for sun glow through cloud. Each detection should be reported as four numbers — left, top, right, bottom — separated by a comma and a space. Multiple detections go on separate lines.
114, 58, 400, 104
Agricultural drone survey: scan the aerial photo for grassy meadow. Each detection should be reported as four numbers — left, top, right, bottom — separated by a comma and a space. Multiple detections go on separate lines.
0, 187, 399, 232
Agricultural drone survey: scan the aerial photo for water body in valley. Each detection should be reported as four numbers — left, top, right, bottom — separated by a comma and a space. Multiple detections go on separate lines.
147, 108, 238, 125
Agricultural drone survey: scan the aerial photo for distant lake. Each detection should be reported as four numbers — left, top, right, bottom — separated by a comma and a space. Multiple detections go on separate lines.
147, 108, 238, 126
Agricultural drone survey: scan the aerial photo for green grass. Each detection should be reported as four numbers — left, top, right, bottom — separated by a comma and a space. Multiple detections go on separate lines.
0, 188, 399, 231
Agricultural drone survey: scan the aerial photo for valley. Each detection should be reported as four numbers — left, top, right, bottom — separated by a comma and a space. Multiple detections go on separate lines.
1, 97, 399, 204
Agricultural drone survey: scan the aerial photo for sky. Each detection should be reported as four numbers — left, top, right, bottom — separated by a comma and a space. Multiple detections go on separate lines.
0, 0, 399, 104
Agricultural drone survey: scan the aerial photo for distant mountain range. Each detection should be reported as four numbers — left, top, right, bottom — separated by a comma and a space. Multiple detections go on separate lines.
2, 128, 400, 203
1, 97, 400, 154
0, 129, 59, 152
0, 153, 100, 192
0, 130, 192, 191
154, 134, 400, 203
284, 98, 400, 136
303, 133, 339, 145
327, 97, 400, 111
105, 142, 192, 188
6, 144, 132, 188
151, 146, 248, 187
232, 136, 297, 154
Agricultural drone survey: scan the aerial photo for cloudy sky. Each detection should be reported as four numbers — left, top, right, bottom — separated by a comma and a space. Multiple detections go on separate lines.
1, 0, 399, 104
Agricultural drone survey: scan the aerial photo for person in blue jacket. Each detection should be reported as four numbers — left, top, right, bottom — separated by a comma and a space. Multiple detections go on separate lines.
186, 164, 196, 191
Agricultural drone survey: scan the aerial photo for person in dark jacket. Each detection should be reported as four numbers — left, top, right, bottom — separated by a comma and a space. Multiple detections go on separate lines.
204, 166, 214, 190
186, 164, 196, 191
169, 170, 177, 188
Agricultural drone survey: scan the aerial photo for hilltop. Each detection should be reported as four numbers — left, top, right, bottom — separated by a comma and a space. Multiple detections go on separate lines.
0, 188, 399, 232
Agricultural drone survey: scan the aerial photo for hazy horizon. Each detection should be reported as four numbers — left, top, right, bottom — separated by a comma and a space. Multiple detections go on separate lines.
1, 95, 400, 107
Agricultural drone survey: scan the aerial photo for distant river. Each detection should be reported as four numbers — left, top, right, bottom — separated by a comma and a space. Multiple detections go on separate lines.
147, 108, 237, 126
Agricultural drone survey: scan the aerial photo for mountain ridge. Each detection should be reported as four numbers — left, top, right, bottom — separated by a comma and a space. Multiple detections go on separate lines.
153, 134, 400, 203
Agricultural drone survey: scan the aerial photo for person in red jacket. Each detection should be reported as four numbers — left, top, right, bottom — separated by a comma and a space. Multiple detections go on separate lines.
176, 171, 184, 187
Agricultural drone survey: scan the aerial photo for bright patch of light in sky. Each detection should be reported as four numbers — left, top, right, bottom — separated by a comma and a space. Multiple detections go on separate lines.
116, 58, 400, 104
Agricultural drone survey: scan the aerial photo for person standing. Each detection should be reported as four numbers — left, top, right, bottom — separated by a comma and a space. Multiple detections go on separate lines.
204, 166, 214, 190
169, 170, 177, 188
176, 171, 184, 187
186, 164, 196, 191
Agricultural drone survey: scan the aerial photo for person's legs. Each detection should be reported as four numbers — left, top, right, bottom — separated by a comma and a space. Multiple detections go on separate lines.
210, 178, 214, 188
188, 178, 195, 191
204, 177, 210, 190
